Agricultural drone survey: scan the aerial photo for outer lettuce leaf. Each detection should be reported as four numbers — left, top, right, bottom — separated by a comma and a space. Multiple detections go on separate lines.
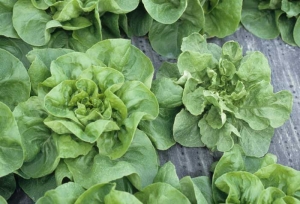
27, 48, 74, 95
134, 182, 191, 204
142, 0, 187, 24
212, 145, 277, 203
13, 0, 53, 46
18, 174, 57, 202
241, 0, 279, 39
74, 183, 142, 204
97, 0, 139, 14
0, 0, 18, 38
0, 102, 23, 177
255, 164, 300, 198
215, 171, 264, 203
64, 129, 159, 190
203, 0, 242, 37
127, 4, 153, 37
13, 97, 60, 178
0, 196, 7, 204
0, 36, 32, 68
0, 174, 16, 200
148, 0, 204, 58
153, 161, 181, 190
0, 48, 30, 110
36, 182, 85, 204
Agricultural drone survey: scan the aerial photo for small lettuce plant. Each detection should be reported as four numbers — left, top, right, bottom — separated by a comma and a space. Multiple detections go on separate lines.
141, 33, 293, 157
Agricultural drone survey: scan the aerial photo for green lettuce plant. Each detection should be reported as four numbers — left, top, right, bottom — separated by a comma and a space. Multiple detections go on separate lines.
242, 0, 300, 46
7, 38, 159, 201
141, 33, 293, 156
212, 145, 300, 203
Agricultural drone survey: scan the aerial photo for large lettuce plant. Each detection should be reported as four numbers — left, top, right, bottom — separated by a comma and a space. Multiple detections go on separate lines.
141, 33, 293, 156
6, 38, 159, 201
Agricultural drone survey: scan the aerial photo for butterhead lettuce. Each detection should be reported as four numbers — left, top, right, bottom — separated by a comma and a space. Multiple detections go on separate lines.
142, 33, 293, 156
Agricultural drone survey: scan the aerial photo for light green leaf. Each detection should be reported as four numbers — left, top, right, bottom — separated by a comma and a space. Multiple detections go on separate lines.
0, 0, 18, 38
98, 0, 139, 14
27, 48, 73, 95
215, 171, 264, 203
199, 117, 236, 152
237, 51, 271, 86
276, 11, 297, 46
13, 0, 52, 46
173, 109, 204, 147
0, 102, 23, 177
135, 182, 190, 204
104, 189, 142, 204
154, 162, 181, 190
139, 107, 178, 150
75, 183, 115, 204
255, 164, 300, 196
180, 176, 209, 204
238, 121, 274, 157
65, 129, 158, 190
86, 39, 154, 88
294, 17, 300, 46
235, 81, 293, 130
0, 48, 30, 110
36, 182, 85, 204
13, 97, 60, 178
142, 0, 187, 24
204, 0, 242, 37
151, 78, 183, 108
241, 0, 279, 39
148, 0, 203, 58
